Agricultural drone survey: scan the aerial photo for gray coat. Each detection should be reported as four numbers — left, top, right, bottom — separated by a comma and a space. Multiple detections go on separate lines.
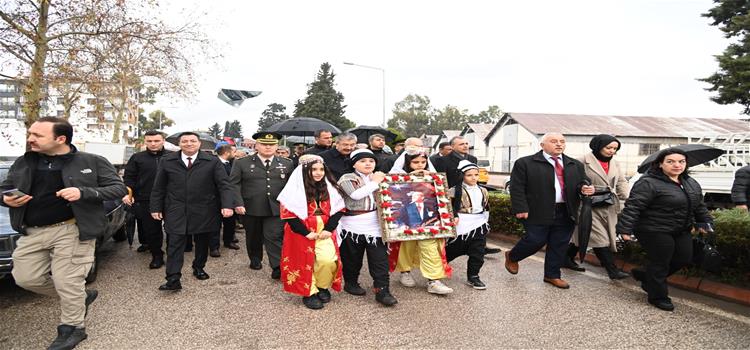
229, 155, 292, 217
572, 152, 629, 251
1, 147, 127, 241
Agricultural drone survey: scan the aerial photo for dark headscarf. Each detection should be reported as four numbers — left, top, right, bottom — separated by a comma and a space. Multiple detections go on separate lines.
589, 134, 620, 162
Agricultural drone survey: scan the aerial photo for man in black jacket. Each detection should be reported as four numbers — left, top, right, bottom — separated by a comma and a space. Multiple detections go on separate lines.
150, 132, 235, 290
369, 133, 395, 172
433, 136, 478, 189
123, 130, 171, 268
303, 129, 333, 155
731, 165, 750, 211
503, 133, 594, 289
209, 143, 240, 257
320, 132, 357, 180
1, 117, 126, 350
429, 142, 452, 169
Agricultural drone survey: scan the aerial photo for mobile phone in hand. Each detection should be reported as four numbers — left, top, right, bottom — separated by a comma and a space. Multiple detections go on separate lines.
2, 188, 28, 198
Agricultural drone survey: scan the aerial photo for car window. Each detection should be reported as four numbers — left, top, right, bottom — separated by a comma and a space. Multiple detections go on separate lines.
476, 160, 490, 167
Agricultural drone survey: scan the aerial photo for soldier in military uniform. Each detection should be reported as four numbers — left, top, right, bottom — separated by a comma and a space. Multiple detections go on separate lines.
230, 132, 292, 279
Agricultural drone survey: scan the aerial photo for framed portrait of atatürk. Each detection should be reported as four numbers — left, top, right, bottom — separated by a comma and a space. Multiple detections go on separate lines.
375, 172, 457, 242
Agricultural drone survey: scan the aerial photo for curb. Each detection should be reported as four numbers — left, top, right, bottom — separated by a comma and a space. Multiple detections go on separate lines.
488, 231, 750, 307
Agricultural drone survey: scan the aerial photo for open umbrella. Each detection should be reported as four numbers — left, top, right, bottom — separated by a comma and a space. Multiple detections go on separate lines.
266, 117, 341, 137
346, 125, 398, 143
217, 88, 262, 107
578, 182, 593, 263
124, 205, 136, 247
166, 131, 220, 151
637, 144, 724, 173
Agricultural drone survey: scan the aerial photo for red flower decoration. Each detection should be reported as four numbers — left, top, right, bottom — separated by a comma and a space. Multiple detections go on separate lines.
436, 191, 445, 196
438, 202, 446, 208
403, 175, 411, 181
431, 174, 439, 180
417, 227, 425, 233
381, 202, 393, 208
404, 229, 413, 235
445, 222, 455, 227
430, 228, 439, 234
391, 175, 400, 181
441, 213, 451, 219
380, 190, 391, 196
435, 179, 443, 185
384, 217, 395, 222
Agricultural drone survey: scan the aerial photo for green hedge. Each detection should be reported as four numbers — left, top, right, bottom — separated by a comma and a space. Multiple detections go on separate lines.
488, 192, 524, 237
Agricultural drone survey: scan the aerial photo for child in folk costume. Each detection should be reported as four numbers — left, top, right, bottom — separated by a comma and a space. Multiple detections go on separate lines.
277, 154, 347, 310
389, 149, 454, 295
338, 149, 398, 306
446, 160, 490, 289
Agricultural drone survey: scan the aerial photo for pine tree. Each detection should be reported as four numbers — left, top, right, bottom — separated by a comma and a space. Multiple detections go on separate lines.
294, 62, 356, 130
258, 103, 289, 131
208, 123, 222, 139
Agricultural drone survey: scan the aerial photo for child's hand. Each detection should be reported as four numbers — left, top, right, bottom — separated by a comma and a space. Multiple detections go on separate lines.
370, 171, 386, 183
318, 230, 333, 239
453, 217, 460, 226
305, 232, 318, 240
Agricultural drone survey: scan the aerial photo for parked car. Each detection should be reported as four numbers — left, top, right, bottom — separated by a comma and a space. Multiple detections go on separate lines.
0, 162, 127, 283
477, 159, 490, 184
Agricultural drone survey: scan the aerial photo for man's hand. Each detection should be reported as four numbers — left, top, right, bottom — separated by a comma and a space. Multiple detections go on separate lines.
56, 187, 81, 202
318, 230, 332, 240
620, 234, 632, 241
581, 185, 595, 196
122, 195, 134, 206
370, 171, 386, 183
736, 204, 748, 212
221, 208, 233, 218
151, 212, 163, 220
515, 212, 528, 219
3, 194, 32, 208
235, 206, 246, 215
305, 232, 318, 240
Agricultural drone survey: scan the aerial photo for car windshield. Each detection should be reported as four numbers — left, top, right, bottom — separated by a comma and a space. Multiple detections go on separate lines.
477, 160, 490, 167
0, 164, 12, 234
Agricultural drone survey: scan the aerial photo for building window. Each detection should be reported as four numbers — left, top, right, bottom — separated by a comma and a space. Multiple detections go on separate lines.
57, 110, 65, 117
639, 144, 660, 156
57, 97, 65, 104
87, 98, 98, 105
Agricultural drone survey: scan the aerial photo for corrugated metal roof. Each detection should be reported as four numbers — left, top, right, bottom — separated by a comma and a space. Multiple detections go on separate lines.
443, 130, 462, 139
506, 113, 750, 138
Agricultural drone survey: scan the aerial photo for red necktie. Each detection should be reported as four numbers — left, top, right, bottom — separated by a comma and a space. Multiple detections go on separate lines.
417, 203, 423, 218
552, 156, 565, 201
187, 157, 193, 169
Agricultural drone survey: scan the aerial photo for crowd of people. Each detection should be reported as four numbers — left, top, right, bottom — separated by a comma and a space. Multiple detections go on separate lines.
1, 116, 731, 349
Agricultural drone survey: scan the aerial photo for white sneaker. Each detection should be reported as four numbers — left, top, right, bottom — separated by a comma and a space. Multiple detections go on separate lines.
400, 272, 416, 287
427, 280, 453, 294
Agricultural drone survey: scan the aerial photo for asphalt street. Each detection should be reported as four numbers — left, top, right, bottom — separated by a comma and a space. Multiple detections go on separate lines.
1, 230, 749, 349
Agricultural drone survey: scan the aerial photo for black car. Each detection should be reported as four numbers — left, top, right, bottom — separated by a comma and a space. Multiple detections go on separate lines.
0, 161, 127, 283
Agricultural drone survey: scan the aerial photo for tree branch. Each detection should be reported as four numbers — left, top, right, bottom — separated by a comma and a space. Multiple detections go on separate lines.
0, 10, 36, 40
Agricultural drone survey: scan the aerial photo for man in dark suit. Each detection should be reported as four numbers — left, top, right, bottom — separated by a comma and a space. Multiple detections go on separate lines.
123, 130, 171, 269
369, 133, 395, 173
230, 132, 292, 279
429, 142, 452, 168
150, 132, 235, 291
208, 144, 240, 257
503, 133, 595, 289
433, 136, 477, 189
399, 191, 437, 228
303, 129, 333, 155
320, 132, 357, 180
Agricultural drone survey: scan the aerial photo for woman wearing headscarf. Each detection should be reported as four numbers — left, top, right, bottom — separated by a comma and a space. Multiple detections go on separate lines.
565, 134, 630, 280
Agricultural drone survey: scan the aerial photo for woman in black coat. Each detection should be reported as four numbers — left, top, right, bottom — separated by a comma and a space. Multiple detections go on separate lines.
616, 148, 712, 311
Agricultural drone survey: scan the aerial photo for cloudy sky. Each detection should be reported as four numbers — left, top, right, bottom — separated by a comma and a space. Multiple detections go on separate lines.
151, 0, 744, 135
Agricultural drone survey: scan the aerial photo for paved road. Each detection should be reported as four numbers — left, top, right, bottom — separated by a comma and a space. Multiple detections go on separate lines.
1, 231, 750, 349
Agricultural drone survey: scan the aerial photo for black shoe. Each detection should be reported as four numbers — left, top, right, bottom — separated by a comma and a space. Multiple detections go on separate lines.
562, 257, 586, 272
209, 249, 221, 258
317, 288, 331, 303
302, 294, 324, 309
193, 268, 210, 280
485, 247, 502, 255
48, 325, 87, 350
344, 283, 366, 296
271, 267, 281, 280
608, 269, 630, 280
84, 289, 98, 318
631, 268, 645, 282
136, 244, 149, 253
649, 299, 675, 311
249, 258, 263, 270
159, 280, 182, 291
374, 286, 398, 306
467, 276, 487, 290
149, 256, 164, 269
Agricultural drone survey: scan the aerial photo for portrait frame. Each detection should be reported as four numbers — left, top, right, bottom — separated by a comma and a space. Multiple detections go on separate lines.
375, 172, 457, 242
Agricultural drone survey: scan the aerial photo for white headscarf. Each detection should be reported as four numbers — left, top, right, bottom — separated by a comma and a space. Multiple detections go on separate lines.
277, 155, 345, 220
389, 146, 437, 173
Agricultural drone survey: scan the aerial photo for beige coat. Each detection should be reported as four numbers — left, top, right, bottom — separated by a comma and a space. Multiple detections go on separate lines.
572, 152, 629, 251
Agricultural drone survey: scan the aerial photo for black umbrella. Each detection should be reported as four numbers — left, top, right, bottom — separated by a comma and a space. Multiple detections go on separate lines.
578, 182, 593, 263
166, 131, 220, 151
217, 88, 262, 107
637, 144, 724, 173
124, 205, 136, 247
266, 117, 341, 137
346, 125, 398, 143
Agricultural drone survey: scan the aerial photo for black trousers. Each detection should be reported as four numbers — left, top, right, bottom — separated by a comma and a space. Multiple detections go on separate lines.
133, 201, 164, 258
165, 232, 209, 282
446, 234, 486, 277
209, 214, 236, 250
339, 233, 390, 289
637, 231, 692, 302
509, 204, 574, 279
239, 215, 283, 269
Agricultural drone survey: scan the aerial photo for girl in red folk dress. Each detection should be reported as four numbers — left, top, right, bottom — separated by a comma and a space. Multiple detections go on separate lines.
277, 154, 346, 309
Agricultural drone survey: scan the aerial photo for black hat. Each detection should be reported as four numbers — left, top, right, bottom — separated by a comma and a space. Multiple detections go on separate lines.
252, 131, 282, 145
350, 149, 377, 165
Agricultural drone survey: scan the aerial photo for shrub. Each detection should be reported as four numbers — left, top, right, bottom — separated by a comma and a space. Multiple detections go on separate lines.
488, 192, 524, 237
711, 208, 750, 273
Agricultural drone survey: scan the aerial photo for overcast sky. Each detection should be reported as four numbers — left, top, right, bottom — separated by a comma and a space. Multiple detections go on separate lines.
150, 0, 744, 135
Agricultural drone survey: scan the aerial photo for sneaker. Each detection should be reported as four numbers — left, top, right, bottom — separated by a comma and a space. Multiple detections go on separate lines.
48, 325, 87, 350
427, 280, 453, 295
84, 289, 98, 318
399, 272, 416, 287
317, 288, 331, 303
374, 286, 398, 306
302, 295, 324, 310
467, 276, 487, 290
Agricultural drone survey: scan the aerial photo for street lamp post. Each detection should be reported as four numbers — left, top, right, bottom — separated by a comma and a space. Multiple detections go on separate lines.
343, 62, 386, 127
